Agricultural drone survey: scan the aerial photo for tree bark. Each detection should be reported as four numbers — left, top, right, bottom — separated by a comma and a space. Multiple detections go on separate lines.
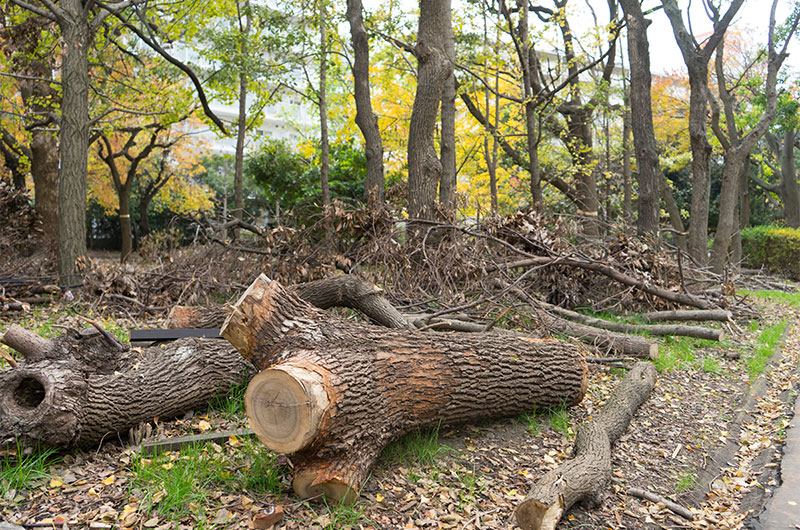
438, 10, 456, 209
232, 0, 250, 240
345, 0, 385, 209
221, 275, 588, 502
57, 0, 91, 284
318, 0, 331, 211
516, 361, 657, 530
780, 129, 800, 227
0, 325, 252, 447
619, 0, 659, 236
643, 309, 731, 323
407, 0, 452, 233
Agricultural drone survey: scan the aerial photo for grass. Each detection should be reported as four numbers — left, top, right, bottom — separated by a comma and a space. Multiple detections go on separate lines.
380, 423, 451, 468
742, 289, 800, 307
745, 320, 788, 381
129, 437, 286, 521
518, 411, 542, 436
455, 466, 485, 509
310, 496, 372, 529
0, 440, 60, 497
675, 472, 697, 493
654, 336, 729, 373
207, 378, 248, 419
548, 405, 572, 438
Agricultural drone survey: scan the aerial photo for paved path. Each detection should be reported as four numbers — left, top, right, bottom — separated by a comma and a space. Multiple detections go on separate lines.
756, 394, 800, 529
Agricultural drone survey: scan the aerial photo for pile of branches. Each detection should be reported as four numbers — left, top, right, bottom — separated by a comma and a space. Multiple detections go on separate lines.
0, 180, 46, 268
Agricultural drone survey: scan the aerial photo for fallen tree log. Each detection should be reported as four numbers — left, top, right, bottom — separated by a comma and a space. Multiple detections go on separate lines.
515, 361, 657, 530
643, 309, 732, 323
540, 302, 723, 342
491, 256, 714, 309
221, 274, 589, 503
166, 274, 410, 330
541, 314, 659, 359
0, 324, 252, 447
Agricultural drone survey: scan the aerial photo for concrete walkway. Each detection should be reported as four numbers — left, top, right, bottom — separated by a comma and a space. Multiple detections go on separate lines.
755, 394, 800, 529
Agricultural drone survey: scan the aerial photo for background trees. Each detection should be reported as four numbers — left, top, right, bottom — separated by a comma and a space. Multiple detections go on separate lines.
1, 0, 799, 275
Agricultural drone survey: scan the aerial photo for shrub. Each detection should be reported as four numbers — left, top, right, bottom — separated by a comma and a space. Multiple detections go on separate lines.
741, 225, 800, 279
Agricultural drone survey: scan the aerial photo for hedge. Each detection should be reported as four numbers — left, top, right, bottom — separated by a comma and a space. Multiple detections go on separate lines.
741, 225, 800, 279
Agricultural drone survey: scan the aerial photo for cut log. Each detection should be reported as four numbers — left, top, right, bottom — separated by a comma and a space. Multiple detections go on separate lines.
166, 274, 410, 330
221, 274, 588, 503
643, 309, 732, 323
515, 361, 657, 530
0, 326, 252, 447
540, 302, 723, 342
542, 314, 659, 359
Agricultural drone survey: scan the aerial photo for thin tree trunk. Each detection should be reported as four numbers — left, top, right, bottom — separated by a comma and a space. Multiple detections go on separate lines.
345, 0, 385, 209
119, 184, 133, 263
621, 55, 632, 222
438, 11, 456, 209
319, 0, 330, 210
57, 0, 90, 284
232, 0, 250, 240
780, 129, 800, 228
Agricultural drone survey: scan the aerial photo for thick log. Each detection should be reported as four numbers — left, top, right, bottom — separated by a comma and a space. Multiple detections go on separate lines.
516, 362, 657, 530
492, 256, 714, 309
643, 309, 732, 323
166, 274, 410, 330
540, 302, 723, 341
542, 314, 659, 359
0, 324, 55, 361
0, 325, 252, 447
221, 274, 588, 503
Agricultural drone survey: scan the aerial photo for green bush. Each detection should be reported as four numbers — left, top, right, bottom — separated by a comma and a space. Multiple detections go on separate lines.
741, 225, 800, 279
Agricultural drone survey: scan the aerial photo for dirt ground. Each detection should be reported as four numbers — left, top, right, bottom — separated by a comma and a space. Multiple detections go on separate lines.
1, 296, 798, 530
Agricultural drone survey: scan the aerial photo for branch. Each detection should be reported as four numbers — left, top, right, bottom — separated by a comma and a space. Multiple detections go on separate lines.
7, 0, 61, 22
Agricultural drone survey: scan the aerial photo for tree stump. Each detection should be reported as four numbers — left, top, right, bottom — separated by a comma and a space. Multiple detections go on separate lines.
0, 324, 252, 446
220, 274, 589, 503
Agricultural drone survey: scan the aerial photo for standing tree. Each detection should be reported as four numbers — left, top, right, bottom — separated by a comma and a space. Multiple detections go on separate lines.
708, 2, 800, 273
407, 0, 453, 231
660, 0, 744, 264
345, 0, 385, 208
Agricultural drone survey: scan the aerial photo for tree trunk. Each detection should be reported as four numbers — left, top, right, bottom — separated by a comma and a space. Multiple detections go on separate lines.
780, 129, 800, 228
119, 183, 133, 263
516, 362, 657, 530
0, 325, 252, 447
438, 13, 456, 209
139, 196, 152, 237
233, 0, 249, 240
221, 275, 588, 502
619, 0, 659, 236
345, 0, 385, 209
30, 128, 59, 242
319, 0, 330, 211
407, 0, 452, 232
57, 1, 90, 284
661, 174, 687, 251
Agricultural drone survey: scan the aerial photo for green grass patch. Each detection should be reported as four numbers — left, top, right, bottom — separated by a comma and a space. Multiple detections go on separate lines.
1, 440, 60, 497
675, 472, 697, 493
518, 411, 542, 436
380, 423, 451, 467
310, 496, 371, 528
207, 379, 248, 419
129, 437, 286, 521
745, 320, 788, 381
741, 289, 800, 306
654, 336, 728, 373
548, 406, 572, 438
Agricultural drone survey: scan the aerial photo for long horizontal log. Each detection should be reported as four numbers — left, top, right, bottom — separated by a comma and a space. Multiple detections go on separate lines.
221, 274, 588, 503
542, 314, 659, 359
541, 302, 723, 341
516, 362, 658, 530
643, 309, 732, 323
491, 256, 714, 309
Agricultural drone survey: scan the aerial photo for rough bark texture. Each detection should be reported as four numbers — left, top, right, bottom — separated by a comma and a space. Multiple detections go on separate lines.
57, 0, 90, 284
407, 0, 452, 231
345, 0, 385, 208
221, 275, 588, 502
540, 313, 658, 358
780, 129, 800, 228
0, 325, 252, 447
516, 361, 657, 530
438, 9, 456, 209
619, 0, 659, 235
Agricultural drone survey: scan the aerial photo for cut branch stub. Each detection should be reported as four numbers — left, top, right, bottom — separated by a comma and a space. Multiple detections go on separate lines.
222, 274, 589, 503
1, 324, 55, 361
